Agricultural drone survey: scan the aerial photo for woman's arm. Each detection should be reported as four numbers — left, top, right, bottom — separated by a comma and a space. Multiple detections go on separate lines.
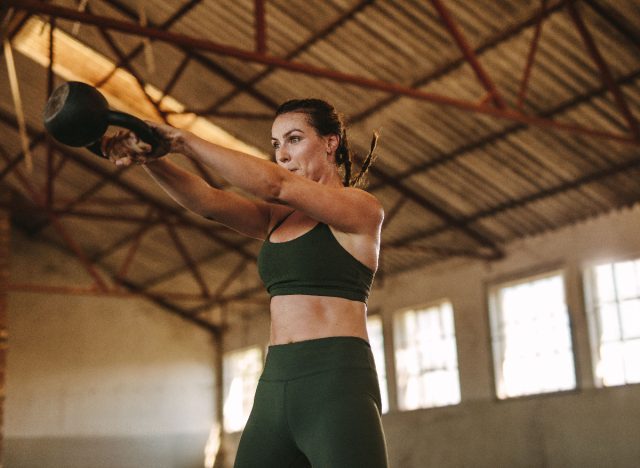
143, 159, 272, 239
102, 131, 272, 239
107, 124, 383, 236
175, 130, 384, 235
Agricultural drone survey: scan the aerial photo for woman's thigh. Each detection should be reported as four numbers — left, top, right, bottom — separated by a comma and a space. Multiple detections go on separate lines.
288, 368, 388, 468
234, 380, 309, 468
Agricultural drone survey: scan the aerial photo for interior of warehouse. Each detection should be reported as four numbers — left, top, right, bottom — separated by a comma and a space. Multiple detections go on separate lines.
1, 1, 639, 467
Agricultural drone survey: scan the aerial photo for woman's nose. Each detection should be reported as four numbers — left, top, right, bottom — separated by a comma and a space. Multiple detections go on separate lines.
276, 148, 290, 163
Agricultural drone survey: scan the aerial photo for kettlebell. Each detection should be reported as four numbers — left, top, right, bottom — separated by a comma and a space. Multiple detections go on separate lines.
43, 81, 160, 158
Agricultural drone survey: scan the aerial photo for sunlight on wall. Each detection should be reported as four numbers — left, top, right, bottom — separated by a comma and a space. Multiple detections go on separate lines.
204, 422, 221, 468
223, 347, 262, 433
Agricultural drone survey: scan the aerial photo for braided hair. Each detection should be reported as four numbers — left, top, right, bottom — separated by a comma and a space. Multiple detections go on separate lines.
275, 99, 379, 189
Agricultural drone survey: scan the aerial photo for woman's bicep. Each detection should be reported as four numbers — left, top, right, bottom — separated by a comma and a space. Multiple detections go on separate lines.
276, 176, 384, 234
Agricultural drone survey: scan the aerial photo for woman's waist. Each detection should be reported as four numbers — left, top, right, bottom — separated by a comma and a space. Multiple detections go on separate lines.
269, 295, 368, 344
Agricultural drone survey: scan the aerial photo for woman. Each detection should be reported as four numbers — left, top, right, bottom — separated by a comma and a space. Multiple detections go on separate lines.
103, 99, 388, 467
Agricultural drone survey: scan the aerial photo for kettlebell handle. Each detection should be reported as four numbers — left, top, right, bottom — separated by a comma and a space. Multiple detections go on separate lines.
86, 111, 159, 158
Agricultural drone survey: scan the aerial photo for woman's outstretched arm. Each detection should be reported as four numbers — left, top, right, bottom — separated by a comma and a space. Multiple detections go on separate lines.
103, 130, 272, 239
143, 158, 272, 239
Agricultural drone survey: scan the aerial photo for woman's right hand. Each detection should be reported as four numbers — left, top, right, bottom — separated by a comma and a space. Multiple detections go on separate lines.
101, 122, 185, 167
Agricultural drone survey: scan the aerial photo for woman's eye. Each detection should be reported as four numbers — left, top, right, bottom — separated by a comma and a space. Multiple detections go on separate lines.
290, 136, 300, 143
272, 142, 280, 149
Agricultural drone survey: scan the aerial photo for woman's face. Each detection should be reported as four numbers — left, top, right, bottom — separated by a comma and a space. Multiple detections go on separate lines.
271, 112, 337, 182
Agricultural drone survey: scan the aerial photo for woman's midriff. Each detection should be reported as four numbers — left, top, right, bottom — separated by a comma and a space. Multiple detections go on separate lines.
269, 295, 369, 345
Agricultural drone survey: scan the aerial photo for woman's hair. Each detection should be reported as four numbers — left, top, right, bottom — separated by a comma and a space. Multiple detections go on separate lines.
275, 99, 379, 188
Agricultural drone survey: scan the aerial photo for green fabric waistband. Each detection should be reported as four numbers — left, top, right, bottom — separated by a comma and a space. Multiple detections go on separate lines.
261, 336, 376, 381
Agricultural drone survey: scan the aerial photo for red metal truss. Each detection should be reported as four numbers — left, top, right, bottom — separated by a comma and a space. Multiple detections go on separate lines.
517, 0, 548, 109
567, 2, 639, 138
0, 150, 110, 291
0, 107, 259, 275
254, 0, 266, 54
429, 0, 507, 109
8, 0, 639, 144
197, 0, 373, 116
164, 219, 212, 298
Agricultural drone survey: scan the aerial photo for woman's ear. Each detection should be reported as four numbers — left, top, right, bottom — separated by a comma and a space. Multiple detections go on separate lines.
327, 134, 339, 154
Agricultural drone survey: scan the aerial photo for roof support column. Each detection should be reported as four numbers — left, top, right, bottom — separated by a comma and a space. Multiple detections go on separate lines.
0, 189, 10, 464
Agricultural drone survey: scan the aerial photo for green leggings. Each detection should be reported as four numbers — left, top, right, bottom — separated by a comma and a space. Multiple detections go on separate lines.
233, 336, 388, 468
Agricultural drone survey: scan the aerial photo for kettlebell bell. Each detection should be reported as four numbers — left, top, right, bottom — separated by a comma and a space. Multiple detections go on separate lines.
43, 81, 160, 158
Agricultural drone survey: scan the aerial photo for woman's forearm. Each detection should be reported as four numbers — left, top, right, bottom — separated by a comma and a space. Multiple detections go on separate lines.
143, 158, 219, 216
178, 131, 283, 202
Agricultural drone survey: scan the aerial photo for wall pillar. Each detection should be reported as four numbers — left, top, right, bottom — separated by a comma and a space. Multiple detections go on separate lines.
0, 192, 10, 468
213, 329, 226, 468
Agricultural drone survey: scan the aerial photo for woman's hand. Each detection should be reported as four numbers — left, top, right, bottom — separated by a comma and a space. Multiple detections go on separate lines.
101, 129, 152, 167
101, 121, 184, 167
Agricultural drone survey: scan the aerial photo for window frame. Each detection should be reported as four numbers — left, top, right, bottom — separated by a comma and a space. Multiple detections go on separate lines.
583, 253, 640, 388
487, 267, 579, 400
392, 299, 462, 411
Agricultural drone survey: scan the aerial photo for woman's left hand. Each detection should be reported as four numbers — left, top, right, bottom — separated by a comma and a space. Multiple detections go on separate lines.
101, 130, 155, 167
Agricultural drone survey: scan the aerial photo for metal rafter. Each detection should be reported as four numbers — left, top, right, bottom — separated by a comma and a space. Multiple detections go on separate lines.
254, 0, 266, 54
115, 207, 156, 280
517, 0, 548, 109
102, 0, 281, 112
8, 0, 638, 144
0, 149, 110, 291
567, 2, 639, 137
429, 0, 507, 109
197, 0, 373, 116
369, 69, 640, 192
164, 218, 211, 298
349, 0, 570, 125
391, 144, 640, 251
369, 164, 503, 258
94, 0, 203, 88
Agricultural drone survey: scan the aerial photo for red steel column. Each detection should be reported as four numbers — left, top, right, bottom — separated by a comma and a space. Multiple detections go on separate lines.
0, 190, 10, 465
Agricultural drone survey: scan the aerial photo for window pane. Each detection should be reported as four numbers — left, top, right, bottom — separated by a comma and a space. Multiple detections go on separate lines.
614, 261, 638, 300
620, 299, 640, 339
597, 342, 626, 386
394, 302, 461, 410
491, 273, 576, 399
588, 258, 640, 387
595, 264, 615, 303
366, 315, 389, 414
597, 303, 621, 342
623, 339, 640, 384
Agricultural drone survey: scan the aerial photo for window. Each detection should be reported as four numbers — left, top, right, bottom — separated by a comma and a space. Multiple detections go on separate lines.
394, 301, 461, 410
222, 346, 262, 433
489, 271, 576, 399
585, 258, 640, 387
366, 315, 389, 413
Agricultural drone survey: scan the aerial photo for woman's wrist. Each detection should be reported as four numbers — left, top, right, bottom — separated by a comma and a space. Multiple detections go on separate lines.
174, 129, 195, 157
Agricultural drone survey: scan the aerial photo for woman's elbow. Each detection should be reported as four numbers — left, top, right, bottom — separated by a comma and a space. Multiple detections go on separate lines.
259, 172, 286, 203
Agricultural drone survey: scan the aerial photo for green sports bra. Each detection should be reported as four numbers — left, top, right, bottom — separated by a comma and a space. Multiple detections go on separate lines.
257, 213, 375, 303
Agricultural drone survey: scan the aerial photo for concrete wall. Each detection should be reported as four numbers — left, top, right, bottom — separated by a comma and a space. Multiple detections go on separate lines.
368, 205, 640, 468
218, 205, 640, 468
5, 232, 216, 468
